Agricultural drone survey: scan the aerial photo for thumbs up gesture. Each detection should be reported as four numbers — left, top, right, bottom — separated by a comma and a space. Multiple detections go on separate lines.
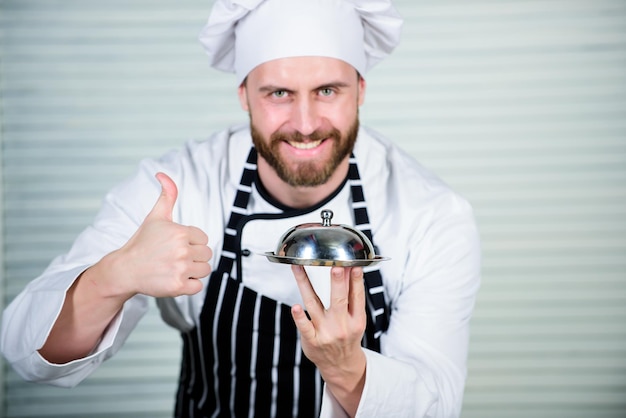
112, 172, 212, 298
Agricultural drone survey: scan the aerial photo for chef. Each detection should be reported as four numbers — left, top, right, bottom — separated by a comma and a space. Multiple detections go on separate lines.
0, 0, 481, 417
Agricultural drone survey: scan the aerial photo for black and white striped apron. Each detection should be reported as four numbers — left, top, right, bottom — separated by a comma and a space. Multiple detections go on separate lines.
175, 148, 389, 417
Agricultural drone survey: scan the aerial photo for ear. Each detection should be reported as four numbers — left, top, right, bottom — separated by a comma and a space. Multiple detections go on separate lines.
238, 83, 250, 111
357, 75, 366, 106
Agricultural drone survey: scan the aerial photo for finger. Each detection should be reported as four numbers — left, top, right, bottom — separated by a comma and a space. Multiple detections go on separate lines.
147, 172, 178, 222
188, 260, 212, 280
291, 265, 324, 318
190, 244, 212, 263
348, 267, 366, 316
291, 304, 316, 341
329, 266, 350, 310
178, 277, 204, 295
187, 225, 209, 245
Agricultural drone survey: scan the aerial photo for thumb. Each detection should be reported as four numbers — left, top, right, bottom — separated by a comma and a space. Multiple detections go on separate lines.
147, 172, 178, 221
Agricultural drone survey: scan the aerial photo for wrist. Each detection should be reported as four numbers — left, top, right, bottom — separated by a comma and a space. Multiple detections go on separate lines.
83, 250, 137, 301
320, 348, 367, 416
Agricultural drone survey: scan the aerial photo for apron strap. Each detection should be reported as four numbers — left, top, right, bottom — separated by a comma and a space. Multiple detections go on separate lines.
348, 156, 390, 350
214, 148, 257, 279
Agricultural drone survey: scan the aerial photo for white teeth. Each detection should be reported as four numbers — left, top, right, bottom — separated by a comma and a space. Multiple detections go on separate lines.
289, 140, 323, 150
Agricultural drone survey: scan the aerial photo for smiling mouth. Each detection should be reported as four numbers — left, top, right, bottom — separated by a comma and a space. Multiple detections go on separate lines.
287, 139, 324, 150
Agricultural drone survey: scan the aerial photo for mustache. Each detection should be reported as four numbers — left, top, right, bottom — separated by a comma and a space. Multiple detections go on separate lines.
270, 128, 341, 144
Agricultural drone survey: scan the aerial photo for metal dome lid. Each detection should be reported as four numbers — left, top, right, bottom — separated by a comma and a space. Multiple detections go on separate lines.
264, 209, 389, 267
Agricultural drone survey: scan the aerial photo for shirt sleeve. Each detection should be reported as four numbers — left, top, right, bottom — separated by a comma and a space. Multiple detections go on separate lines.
341, 196, 480, 418
319, 348, 437, 418
0, 261, 150, 387
0, 167, 161, 387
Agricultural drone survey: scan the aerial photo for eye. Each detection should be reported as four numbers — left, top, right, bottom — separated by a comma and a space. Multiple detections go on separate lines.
319, 88, 334, 97
272, 90, 288, 98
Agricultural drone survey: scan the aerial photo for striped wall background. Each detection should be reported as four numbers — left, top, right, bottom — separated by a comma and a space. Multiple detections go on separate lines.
1, 0, 625, 417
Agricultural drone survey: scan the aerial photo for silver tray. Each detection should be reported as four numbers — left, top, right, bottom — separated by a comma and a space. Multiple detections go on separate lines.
263, 252, 389, 267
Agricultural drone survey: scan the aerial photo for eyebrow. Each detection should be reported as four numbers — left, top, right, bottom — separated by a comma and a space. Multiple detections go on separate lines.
257, 81, 352, 94
258, 85, 292, 94
317, 81, 351, 90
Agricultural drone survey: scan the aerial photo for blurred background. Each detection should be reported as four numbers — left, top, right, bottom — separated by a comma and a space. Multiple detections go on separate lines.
1, 0, 625, 417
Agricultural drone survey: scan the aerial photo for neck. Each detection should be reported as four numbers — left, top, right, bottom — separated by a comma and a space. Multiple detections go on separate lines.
256, 157, 350, 209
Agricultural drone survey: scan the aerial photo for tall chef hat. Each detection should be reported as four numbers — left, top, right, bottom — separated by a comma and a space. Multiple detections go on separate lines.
199, 0, 403, 84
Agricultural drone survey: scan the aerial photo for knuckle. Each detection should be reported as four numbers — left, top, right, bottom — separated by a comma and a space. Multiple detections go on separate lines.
334, 329, 350, 342
168, 259, 191, 278
173, 245, 191, 260
304, 296, 319, 308
355, 318, 367, 335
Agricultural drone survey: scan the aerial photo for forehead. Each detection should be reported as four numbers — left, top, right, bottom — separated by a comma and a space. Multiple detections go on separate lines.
246, 56, 358, 88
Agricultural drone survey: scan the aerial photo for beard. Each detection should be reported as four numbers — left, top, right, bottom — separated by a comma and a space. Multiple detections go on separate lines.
250, 118, 359, 187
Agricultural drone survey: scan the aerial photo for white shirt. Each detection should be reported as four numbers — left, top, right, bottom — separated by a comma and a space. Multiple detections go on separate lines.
1, 124, 481, 417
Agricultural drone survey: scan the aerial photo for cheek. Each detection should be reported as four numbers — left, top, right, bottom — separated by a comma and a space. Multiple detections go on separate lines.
327, 104, 358, 131
251, 105, 289, 134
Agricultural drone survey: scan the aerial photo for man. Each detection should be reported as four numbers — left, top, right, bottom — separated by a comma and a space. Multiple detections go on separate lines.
1, 0, 481, 417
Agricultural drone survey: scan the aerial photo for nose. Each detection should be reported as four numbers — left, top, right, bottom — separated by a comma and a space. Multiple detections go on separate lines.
290, 96, 320, 136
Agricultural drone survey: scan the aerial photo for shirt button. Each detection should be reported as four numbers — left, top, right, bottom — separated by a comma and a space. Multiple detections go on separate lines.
241, 249, 251, 257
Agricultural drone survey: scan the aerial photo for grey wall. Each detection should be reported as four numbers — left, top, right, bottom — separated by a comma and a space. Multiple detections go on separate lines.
1, 0, 625, 417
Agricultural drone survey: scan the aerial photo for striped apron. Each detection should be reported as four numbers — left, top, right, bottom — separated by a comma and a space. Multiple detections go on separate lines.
175, 148, 389, 417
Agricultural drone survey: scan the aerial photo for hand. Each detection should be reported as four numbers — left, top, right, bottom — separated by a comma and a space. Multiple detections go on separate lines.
39, 172, 212, 363
291, 265, 367, 415
107, 172, 212, 298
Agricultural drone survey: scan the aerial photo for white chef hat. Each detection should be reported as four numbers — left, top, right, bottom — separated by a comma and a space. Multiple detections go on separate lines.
199, 0, 403, 84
